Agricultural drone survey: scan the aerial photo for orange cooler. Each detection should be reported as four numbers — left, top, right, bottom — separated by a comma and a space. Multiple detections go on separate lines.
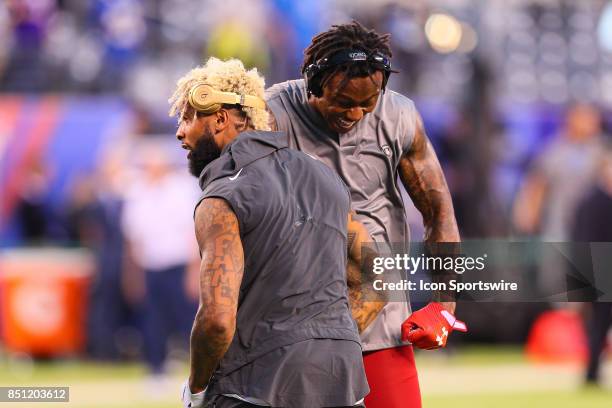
0, 248, 93, 357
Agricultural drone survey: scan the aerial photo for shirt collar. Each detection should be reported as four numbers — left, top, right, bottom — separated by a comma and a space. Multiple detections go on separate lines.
226, 130, 287, 169
198, 130, 287, 190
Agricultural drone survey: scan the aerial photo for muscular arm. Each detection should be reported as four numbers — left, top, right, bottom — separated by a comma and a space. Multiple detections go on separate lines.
189, 198, 244, 393
399, 111, 460, 312
346, 211, 386, 332
399, 112, 460, 243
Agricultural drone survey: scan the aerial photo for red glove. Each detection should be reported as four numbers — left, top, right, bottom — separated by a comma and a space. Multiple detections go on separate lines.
401, 302, 467, 350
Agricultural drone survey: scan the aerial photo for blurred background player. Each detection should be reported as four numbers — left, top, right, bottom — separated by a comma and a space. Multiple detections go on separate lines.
266, 21, 465, 408
171, 57, 369, 408
571, 149, 612, 386
66, 152, 131, 361
513, 103, 605, 293
513, 103, 604, 241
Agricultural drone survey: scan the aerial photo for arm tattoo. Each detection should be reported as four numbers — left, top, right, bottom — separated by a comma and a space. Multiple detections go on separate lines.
399, 112, 460, 243
347, 258, 386, 332
189, 198, 244, 392
399, 112, 460, 306
347, 232, 357, 255
348, 272, 385, 332
346, 213, 386, 332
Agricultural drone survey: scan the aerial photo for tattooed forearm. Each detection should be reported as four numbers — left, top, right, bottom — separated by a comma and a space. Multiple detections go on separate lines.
399, 112, 460, 309
189, 198, 244, 393
347, 231, 357, 255
189, 309, 233, 392
346, 213, 387, 332
347, 259, 386, 332
399, 112, 460, 243
349, 289, 384, 331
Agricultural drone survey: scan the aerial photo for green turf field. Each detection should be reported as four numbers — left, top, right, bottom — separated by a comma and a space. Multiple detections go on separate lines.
424, 389, 612, 408
0, 346, 609, 407
418, 346, 611, 408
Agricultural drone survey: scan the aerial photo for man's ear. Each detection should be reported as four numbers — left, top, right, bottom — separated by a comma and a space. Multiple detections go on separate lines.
214, 109, 230, 132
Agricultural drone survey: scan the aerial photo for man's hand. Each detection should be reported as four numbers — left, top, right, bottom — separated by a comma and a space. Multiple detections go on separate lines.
401, 302, 467, 350
181, 380, 206, 408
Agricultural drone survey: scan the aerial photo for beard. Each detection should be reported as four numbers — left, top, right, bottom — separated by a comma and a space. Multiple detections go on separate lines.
188, 128, 222, 177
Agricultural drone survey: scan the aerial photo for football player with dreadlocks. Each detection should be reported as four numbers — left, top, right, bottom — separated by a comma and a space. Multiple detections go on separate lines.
266, 21, 468, 408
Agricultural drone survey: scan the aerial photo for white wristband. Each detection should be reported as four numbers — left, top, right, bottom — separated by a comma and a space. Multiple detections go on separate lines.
181, 380, 207, 408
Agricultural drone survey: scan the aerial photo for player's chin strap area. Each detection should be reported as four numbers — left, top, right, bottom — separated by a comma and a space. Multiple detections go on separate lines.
188, 83, 266, 114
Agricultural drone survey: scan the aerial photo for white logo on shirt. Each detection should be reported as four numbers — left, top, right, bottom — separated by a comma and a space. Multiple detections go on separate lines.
381, 145, 392, 157
229, 168, 243, 181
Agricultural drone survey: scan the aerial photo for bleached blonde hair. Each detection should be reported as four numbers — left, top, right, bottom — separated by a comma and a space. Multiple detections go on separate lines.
168, 57, 270, 131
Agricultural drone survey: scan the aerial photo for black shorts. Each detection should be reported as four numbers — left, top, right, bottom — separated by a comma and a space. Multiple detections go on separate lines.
209, 394, 365, 408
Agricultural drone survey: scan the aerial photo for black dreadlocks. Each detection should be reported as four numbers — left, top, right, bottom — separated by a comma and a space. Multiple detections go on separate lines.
302, 21, 393, 95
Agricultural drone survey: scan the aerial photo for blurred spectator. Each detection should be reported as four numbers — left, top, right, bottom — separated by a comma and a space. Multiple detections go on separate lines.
65, 175, 97, 246
120, 141, 198, 377
14, 160, 54, 244
0, 0, 54, 91
571, 150, 612, 386
513, 103, 605, 240
513, 103, 606, 294
67, 153, 135, 361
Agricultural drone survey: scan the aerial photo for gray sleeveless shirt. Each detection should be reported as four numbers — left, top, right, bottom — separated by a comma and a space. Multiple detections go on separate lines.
197, 131, 368, 407
266, 80, 417, 351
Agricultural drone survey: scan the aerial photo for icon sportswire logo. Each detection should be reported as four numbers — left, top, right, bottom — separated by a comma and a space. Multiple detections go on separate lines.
229, 168, 243, 181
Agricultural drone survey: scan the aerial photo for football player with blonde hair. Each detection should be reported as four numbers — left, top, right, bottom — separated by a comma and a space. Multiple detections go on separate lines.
172, 57, 370, 408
